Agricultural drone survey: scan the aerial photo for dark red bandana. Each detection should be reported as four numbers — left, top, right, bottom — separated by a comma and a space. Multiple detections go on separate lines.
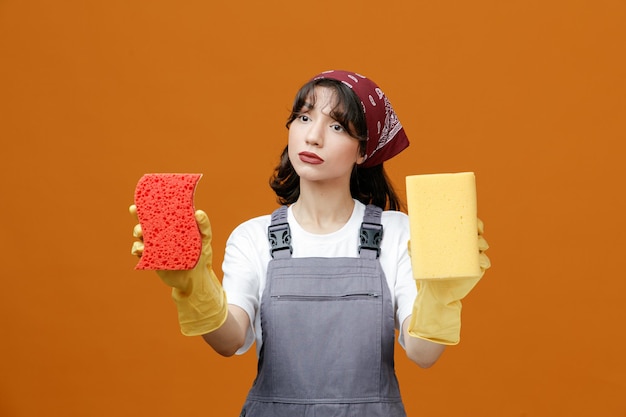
311, 70, 409, 167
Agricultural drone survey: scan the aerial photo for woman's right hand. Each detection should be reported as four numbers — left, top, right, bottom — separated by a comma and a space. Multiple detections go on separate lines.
129, 203, 229, 336
129, 203, 204, 291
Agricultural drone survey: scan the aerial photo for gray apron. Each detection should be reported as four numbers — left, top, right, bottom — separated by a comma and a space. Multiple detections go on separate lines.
240, 205, 407, 417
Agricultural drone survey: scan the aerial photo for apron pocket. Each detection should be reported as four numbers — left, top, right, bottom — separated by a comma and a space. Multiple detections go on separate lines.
266, 290, 383, 401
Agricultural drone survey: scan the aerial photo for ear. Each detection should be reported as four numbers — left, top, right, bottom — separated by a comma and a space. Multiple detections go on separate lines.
356, 151, 365, 165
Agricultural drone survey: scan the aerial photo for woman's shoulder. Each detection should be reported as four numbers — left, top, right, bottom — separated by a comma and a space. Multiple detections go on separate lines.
380, 208, 410, 243
228, 212, 272, 242
381, 208, 409, 225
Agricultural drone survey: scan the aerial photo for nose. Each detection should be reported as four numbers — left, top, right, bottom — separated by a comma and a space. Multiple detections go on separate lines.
305, 119, 324, 147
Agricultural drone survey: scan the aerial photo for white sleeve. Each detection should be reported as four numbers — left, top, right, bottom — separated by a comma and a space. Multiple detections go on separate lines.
395, 231, 416, 349
221, 216, 270, 355
381, 211, 416, 349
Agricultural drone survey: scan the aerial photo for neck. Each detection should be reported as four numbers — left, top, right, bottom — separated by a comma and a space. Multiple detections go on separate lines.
292, 182, 355, 234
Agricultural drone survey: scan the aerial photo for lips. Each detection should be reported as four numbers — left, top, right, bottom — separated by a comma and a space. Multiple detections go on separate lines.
298, 151, 324, 164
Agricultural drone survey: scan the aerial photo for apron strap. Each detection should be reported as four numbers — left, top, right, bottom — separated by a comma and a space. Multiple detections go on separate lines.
268, 205, 292, 259
269, 204, 384, 259
359, 204, 383, 259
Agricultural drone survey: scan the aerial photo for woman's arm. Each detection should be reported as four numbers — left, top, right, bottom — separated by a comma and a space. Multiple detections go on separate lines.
402, 317, 446, 368
201, 304, 250, 357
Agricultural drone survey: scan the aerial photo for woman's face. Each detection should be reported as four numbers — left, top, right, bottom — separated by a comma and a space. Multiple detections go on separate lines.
288, 86, 364, 185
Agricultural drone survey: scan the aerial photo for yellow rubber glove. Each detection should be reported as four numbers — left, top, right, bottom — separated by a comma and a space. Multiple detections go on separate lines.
408, 219, 491, 345
130, 205, 228, 336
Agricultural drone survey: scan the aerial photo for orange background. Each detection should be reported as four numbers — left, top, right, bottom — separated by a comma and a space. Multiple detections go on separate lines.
1, 1, 624, 416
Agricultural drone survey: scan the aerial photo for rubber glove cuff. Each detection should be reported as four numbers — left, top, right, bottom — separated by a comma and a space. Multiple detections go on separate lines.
171, 267, 228, 336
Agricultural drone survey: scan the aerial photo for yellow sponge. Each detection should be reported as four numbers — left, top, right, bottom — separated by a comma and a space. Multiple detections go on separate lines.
406, 172, 480, 280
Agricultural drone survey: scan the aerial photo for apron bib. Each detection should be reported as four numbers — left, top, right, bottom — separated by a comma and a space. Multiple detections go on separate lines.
240, 205, 406, 417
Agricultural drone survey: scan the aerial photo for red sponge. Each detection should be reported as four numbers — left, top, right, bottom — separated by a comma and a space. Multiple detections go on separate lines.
134, 173, 203, 270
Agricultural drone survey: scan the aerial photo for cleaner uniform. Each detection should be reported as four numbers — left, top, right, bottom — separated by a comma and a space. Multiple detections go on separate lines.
224, 203, 413, 417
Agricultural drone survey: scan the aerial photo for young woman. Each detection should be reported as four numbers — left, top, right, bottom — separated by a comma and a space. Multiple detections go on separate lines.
130, 70, 489, 417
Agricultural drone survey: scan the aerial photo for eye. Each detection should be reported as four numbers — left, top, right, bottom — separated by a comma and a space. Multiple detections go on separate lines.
298, 114, 311, 123
330, 124, 345, 133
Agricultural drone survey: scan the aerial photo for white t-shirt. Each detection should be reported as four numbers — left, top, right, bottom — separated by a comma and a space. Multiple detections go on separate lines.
221, 200, 417, 356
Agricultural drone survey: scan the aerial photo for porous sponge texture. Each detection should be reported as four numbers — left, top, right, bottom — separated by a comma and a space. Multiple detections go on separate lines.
134, 173, 202, 270
406, 172, 480, 280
